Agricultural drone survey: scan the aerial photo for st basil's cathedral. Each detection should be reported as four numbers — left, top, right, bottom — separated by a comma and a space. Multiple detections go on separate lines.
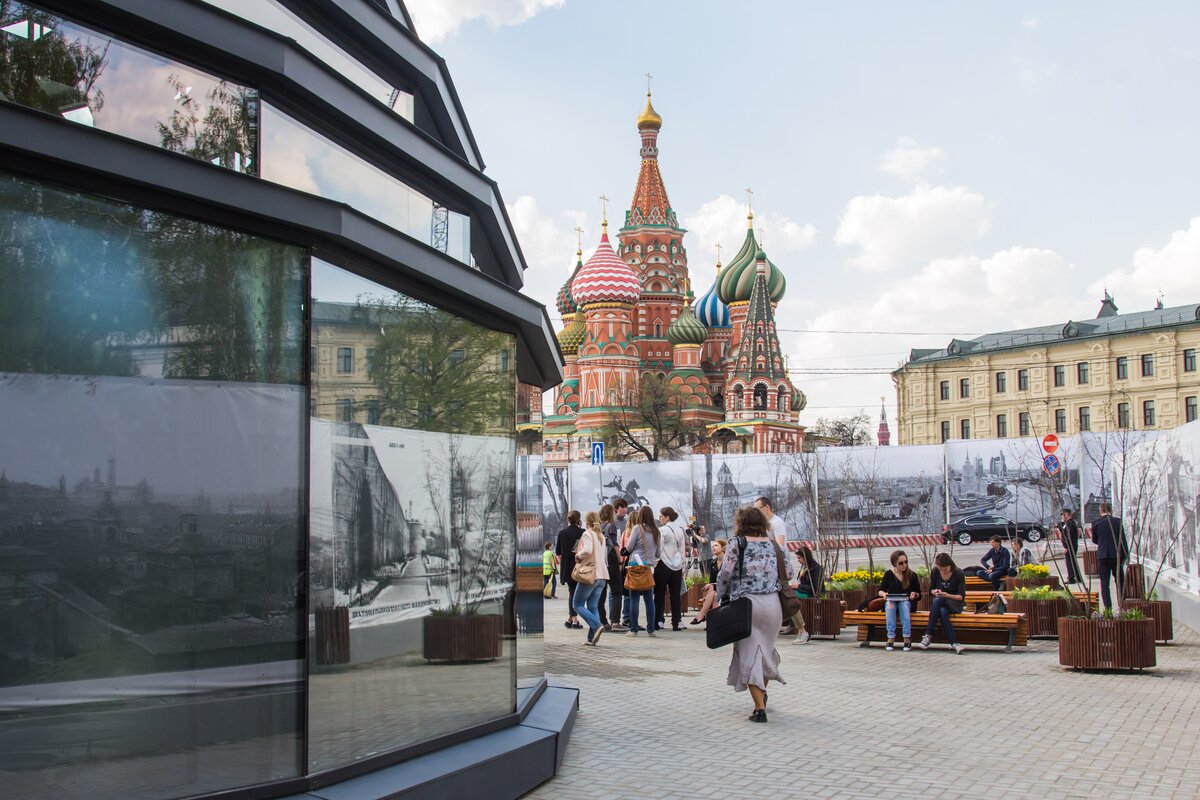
540, 92, 807, 464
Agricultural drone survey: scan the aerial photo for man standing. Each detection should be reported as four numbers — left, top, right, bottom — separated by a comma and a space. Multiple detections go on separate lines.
1058, 508, 1081, 585
1091, 502, 1127, 611
979, 535, 1011, 590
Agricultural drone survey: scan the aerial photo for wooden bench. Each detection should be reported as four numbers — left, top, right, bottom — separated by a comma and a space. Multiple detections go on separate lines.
843, 610, 1029, 652
964, 590, 1097, 611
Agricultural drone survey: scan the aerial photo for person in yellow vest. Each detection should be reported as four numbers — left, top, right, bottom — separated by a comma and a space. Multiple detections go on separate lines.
542, 542, 558, 599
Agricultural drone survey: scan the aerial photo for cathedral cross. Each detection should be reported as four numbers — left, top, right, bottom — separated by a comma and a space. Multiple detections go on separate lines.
745, 186, 754, 216
645, 72, 653, 94
598, 194, 609, 226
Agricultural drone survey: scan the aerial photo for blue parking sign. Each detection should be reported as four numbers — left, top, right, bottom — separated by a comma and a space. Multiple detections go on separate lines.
1043, 453, 1060, 476
591, 441, 604, 466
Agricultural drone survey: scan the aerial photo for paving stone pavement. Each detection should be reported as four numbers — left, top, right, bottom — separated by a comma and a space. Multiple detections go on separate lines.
526, 596, 1200, 800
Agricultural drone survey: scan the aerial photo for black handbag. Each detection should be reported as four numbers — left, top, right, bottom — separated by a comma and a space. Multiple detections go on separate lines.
706, 536, 753, 649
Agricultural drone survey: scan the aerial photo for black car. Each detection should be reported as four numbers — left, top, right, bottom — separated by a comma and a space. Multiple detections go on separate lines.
942, 514, 1046, 546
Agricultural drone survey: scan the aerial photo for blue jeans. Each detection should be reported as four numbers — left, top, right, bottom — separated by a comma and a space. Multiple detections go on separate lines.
573, 579, 606, 638
628, 588, 656, 633
925, 596, 959, 645
886, 599, 912, 639
982, 568, 1005, 590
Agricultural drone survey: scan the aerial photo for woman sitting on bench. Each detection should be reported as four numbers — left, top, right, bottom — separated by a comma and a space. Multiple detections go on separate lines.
877, 549, 922, 651
919, 552, 967, 654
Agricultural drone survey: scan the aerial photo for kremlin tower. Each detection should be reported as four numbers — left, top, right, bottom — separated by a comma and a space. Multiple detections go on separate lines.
541, 91, 805, 462
877, 398, 891, 446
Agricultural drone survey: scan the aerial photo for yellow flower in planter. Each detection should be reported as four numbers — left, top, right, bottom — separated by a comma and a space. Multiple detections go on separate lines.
1017, 564, 1050, 578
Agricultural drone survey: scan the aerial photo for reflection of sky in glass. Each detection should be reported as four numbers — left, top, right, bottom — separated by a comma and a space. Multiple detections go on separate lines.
3, 8, 252, 172
196, 0, 414, 121
262, 104, 470, 263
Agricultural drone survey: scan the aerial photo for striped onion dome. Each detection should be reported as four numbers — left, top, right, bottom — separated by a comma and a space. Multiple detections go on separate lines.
716, 223, 786, 304
555, 251, 583, 315
571, 229, 640, 306
695, 270, 730, 328
792, 388, 807, 413
556, 311, 586, 353
666, 300, 707, 345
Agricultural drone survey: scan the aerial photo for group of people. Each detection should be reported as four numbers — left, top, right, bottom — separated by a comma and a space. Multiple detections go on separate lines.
545, 498, 695, 645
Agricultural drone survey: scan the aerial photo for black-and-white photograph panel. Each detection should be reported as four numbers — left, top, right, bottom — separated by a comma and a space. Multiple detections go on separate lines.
0, 373, 305, 686
542, 466, 569, 545
816, 444, 947, 535
1114, 422, 1200, 590
691, 452, 816, 541
309, 420, 449, 628
517, 455, 543, 567
944, 436, 1081, 528
1080, 430, 1161, 525
569, 461, 692, 520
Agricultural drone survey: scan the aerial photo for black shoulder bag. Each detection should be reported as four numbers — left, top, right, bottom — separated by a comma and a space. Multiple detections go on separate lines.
705, 536, 753, 649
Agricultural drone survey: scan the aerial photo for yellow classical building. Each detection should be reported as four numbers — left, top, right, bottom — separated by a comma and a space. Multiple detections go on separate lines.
892, 295, 1200, 445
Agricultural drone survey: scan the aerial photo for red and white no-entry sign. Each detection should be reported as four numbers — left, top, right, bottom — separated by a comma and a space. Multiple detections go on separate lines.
1042, 433, 1059, 453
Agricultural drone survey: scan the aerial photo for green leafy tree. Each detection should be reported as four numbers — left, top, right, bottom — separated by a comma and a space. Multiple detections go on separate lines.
366, 296, 514, 435
597, 375, 708, 461
808, 412, 872, 447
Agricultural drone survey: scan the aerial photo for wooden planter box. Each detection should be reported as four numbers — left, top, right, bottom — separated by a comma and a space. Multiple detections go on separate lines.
315, 606, 351, 665
1058, 617, 1156, 670
666, 584, 704, 616
1082, 550, 1099, 577
423, 614, 504, 662
1006, 575, 1061, 591
917, 577, 932, 611
1123, 599, 1173, 643
1124, 563, 1146, 600
796, 597, 843, 637
831, 589, 865, 618
1007, 597, 1074, 638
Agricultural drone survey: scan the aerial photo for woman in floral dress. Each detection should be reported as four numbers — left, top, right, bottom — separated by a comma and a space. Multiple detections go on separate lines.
716, 506, 795, 723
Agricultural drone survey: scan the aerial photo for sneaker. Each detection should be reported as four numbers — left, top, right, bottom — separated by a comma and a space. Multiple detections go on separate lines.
885, 641, 895, 651
602, 624, 612, 632
671, 625, 684, 632
582, 640, 595, 647
592, 627, 605, 645
647, 631, 657, 638
952, 643, 966, 655
793, 631, 811, 645
610, 623, 629, 632
625, 630, 639, 637
748, 709, 768, 723
918, 635, 931, 650
903, 640, 912, 652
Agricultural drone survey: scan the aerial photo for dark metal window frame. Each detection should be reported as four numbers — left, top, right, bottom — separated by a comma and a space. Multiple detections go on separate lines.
1141, 353, 1154, 377
1018, 369, 1029, 391
1018, 412, 1030, 437
1055, 408, 1067, 433
1185, 349, 1197, 373
1053, 365, 1065, 387
939, 380, 950, 401
1077, 361, 1089, 384
995, 372, 1006, 393
996, 413, 1007, 437
1116, 356, 1128, 380
1143, 399, 1156, 426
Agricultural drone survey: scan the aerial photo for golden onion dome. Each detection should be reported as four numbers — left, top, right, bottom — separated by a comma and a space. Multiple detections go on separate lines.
636, 92, 662, 131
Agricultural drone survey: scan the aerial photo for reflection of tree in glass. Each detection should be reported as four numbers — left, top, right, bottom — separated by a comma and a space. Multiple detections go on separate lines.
0, 174, 152, 376
158, 74, 257, 175
365, 296, 514, 435
0, 2, 109, 117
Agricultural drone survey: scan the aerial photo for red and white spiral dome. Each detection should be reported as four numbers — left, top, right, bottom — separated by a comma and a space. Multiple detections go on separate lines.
571, 231, 641, 306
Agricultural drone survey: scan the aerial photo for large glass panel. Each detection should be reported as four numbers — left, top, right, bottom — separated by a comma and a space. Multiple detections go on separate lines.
0, 173, 306, 799
0, 3, 257, 173
196, 0, 414, 121
261, 103, 471, 264
308, 260, 515, 772
515, 453, 544, 688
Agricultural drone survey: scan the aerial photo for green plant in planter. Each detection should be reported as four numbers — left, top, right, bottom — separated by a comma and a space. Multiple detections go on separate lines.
1011, 586, 1071, 601
1016, 563, 1050, 579
1148, 588, 1160, 601
430, 604, 480, 617
826, 577, 865, 592
685, 574, 710, 590
914, 566, 931, 578
1118, 608, 1145, 621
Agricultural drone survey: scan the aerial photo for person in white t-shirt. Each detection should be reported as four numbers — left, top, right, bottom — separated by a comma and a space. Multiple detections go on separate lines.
654, 506, 687, 631
755, 496, 810, 644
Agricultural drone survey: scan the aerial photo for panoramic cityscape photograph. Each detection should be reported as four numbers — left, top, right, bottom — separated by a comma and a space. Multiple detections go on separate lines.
1, 1, 1199, 799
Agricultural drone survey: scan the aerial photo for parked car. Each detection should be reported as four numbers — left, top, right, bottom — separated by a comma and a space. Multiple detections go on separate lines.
942, 514, 1046, 546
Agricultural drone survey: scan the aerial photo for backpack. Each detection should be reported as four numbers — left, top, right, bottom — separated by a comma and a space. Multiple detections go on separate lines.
979, 593, 1007, 615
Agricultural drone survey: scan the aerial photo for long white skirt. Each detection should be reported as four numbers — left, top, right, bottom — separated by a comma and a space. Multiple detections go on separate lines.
726, 592, 785, 692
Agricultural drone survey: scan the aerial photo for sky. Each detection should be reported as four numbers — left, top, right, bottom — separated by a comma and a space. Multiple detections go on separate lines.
406, 1, 1200, 429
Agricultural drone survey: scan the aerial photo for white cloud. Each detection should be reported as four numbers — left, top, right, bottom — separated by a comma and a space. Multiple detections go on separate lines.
1020, 15, 1041, 29
682, 194, 816, 271
507, 195, 591, 317
790, 247, 1077, 426
1092, 217, 1200, 311
834, 185, 992, 271
406, 0, 564, 43
879, 137, 946, 182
